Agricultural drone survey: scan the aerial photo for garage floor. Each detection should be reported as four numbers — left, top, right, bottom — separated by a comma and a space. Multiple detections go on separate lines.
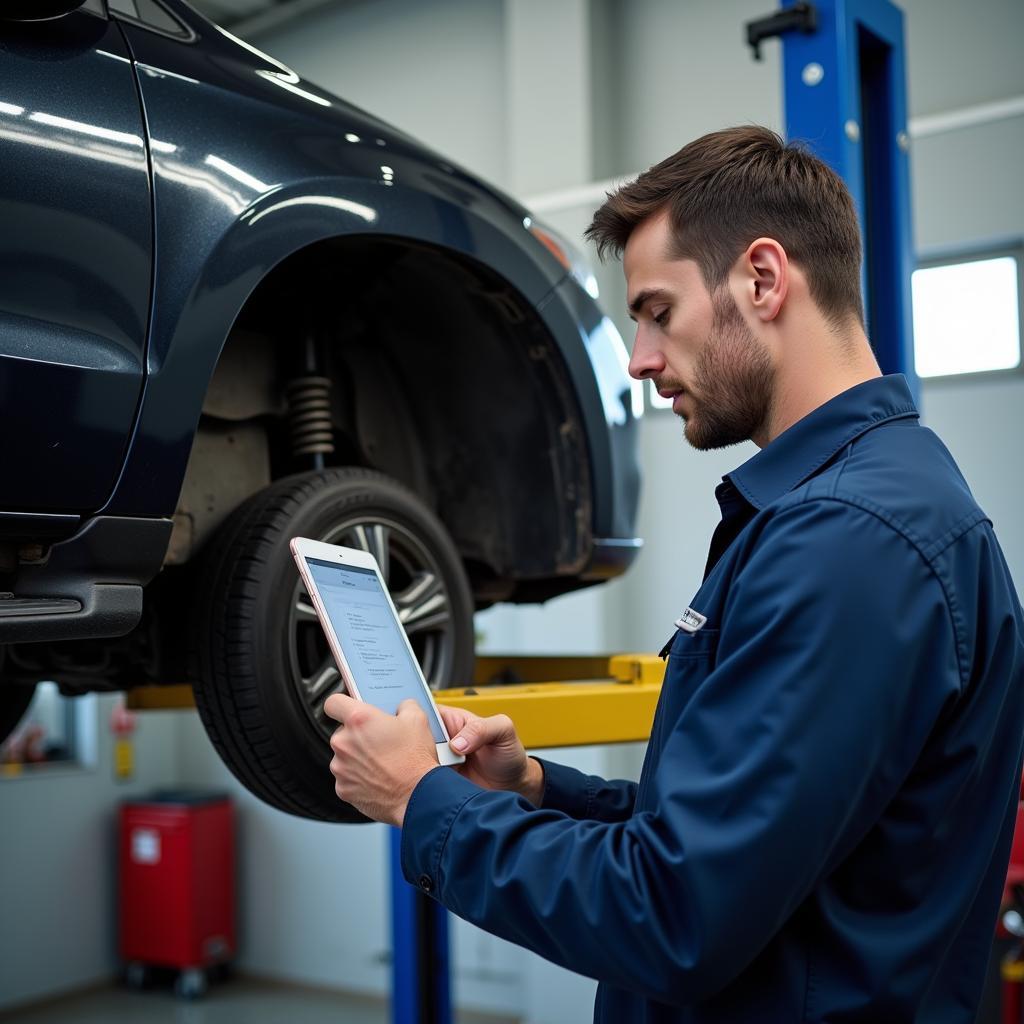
0, 978, 520, 1024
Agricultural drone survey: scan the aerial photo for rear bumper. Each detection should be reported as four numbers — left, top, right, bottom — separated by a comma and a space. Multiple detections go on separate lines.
582, 536, 644, 581
501, 535, 642, 604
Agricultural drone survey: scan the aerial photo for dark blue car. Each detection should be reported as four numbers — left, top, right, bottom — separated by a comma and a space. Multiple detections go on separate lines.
0, 0, 640, 819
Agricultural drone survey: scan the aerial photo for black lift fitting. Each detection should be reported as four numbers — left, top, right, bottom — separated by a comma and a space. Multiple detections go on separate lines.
745, 2, 818, 61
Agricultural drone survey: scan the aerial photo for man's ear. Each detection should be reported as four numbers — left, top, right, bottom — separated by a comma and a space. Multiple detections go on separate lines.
736, 237, 788, 322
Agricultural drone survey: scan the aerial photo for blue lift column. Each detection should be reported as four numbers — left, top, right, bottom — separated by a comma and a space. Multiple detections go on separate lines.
390, 826, 451, 1024
749, 0, 918, 395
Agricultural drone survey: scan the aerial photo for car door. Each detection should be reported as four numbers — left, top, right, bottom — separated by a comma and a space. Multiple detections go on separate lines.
0, 3, 150, 514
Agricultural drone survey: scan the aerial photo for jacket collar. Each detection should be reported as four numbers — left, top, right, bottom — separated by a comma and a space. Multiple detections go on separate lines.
726, 374, 919, 511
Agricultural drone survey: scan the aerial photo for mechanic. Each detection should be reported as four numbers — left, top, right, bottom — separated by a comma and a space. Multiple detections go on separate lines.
324, 126, 1024, 1022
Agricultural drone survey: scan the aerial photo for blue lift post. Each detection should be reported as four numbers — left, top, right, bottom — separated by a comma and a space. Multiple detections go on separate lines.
768, 0, 918, 392
390, 826, 451, 1024
389, 5, 918, 1021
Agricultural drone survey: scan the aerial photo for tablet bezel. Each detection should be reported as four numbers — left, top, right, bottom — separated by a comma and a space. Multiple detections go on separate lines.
289, 535, 465, 767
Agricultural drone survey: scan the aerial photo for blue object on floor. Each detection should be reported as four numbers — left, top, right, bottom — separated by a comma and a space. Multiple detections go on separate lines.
390, 826, 451, 1024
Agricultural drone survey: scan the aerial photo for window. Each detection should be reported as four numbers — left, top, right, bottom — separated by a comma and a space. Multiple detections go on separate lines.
912, 252, 1022, 379
108, 0, 195, 41
643, 248, 1022, 405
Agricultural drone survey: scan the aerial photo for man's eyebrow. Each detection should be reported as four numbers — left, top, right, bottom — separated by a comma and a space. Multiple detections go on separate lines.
627, 288, 670, 321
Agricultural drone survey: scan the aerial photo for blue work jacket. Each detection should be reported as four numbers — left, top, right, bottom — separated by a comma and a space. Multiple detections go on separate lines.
402, 374, 1024, 1022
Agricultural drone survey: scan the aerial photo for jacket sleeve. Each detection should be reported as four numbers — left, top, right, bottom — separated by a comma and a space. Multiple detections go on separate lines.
400, 500, 961, 1006
534, 757, 638, 822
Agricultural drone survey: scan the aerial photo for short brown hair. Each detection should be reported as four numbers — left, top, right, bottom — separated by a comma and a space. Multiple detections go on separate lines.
586, 126, 864, 327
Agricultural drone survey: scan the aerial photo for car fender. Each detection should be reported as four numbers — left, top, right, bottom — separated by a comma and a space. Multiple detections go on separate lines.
100, 175, 582, 517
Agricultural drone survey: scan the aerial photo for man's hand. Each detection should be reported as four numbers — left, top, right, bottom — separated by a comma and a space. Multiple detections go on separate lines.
438, 705, 544, 806
325, 694, 440, 827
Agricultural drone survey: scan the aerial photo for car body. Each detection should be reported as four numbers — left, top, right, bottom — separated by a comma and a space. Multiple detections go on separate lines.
0, 0, 641, 816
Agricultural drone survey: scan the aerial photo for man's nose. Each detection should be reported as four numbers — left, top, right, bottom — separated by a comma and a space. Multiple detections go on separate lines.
627, 327, 665, 381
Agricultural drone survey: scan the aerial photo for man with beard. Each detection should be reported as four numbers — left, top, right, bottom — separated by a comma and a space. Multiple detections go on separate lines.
323, 127, 1024, 1022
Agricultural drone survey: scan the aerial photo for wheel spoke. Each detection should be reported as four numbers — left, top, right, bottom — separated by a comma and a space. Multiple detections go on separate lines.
367, 524, 390, 583
347, 523, 371, 553
394, 572, 450, 635
295, 592, 318, 623
305, 657, 341, 707
418, 637, 439, 684
343, 523, 391, 582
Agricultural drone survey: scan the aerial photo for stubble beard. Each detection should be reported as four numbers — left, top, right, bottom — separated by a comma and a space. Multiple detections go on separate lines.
681, 291, 775, 451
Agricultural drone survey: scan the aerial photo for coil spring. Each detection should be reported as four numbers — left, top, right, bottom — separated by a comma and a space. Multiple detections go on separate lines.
286, 375, 335, 458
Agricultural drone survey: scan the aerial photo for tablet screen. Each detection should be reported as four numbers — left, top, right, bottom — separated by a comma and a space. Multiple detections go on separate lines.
306, 557, 445, 742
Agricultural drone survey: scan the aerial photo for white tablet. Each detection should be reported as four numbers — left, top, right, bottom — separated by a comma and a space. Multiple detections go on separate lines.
289, 536, 464, 767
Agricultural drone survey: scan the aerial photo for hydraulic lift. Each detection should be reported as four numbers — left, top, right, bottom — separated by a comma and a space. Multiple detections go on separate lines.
129, 2, 918, 1020
127, 653, 668, 1023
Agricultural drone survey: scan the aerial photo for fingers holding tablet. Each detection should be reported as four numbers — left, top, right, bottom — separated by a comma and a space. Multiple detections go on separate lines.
436, 704, 542, 804
326, 694, 440, 827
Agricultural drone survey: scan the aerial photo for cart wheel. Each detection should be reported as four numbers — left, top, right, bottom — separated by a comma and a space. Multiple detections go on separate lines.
175, 967, 207, 1000
124, 961, 147, 990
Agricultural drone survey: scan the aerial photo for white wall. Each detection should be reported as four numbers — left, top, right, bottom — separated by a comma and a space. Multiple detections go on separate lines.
254, 0, 509, 189
900, 0, 1022, 117
593, 0, 1024, 660
898, 0, 1024, 588
0, 698, 181, 1012
609, 0, 784, 172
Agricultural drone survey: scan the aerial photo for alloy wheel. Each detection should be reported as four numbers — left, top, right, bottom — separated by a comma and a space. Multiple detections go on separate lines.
287, 515, 456, 739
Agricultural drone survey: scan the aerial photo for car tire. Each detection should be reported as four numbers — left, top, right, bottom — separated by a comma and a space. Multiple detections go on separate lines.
189, 468, 475, 822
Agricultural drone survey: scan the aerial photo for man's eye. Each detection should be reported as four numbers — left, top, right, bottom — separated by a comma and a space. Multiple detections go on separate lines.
653, 309, 669, 327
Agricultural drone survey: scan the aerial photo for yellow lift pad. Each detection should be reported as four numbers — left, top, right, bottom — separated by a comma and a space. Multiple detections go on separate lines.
126, 653, 666, 748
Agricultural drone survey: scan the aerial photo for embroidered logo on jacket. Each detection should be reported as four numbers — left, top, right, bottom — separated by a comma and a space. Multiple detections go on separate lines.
674, 607, 707, 633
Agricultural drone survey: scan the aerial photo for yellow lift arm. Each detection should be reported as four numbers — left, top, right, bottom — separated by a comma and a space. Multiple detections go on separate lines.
126, 653, 667, 748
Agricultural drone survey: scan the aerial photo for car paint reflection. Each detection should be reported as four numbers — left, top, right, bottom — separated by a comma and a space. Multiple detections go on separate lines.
586, 316, 644, 426
245, 195, 378, 227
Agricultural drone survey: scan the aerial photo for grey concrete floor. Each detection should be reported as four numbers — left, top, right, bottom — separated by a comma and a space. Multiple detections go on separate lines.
0, 977, 520, 1024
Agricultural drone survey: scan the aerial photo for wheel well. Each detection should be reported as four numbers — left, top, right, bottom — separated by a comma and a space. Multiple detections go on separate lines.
171, 235, 593, 605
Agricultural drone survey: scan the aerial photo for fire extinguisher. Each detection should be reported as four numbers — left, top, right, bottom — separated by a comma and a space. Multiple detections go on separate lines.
110, 698, 138, 781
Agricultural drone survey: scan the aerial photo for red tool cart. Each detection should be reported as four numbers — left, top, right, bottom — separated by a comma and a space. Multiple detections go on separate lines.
119, 791, 235, 999
997, 778, 1024, 1023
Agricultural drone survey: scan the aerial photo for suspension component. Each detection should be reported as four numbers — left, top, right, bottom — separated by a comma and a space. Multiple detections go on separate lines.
286, 375, 335, 461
